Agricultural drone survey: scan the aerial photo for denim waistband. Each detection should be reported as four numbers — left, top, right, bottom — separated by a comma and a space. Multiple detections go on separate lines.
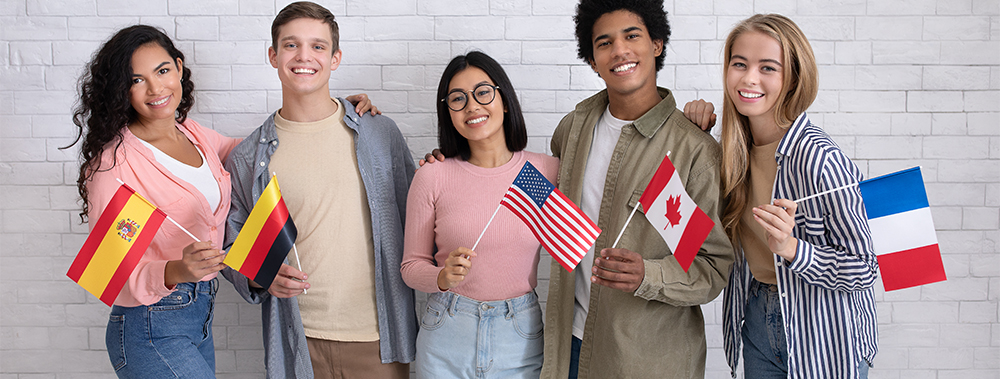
749, 278, 778, 293
173, 277, 218, 295
429, 291, 538, 318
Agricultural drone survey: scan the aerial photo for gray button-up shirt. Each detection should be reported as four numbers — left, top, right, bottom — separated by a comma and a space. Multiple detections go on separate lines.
222, 99, 417, 378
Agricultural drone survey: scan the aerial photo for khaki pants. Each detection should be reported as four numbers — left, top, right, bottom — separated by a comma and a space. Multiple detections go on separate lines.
306, 338, 409, 379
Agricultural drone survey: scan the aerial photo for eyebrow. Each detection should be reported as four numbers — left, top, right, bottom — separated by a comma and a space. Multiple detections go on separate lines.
279, 35, 330, 45
133, 62, 171, 77
594, 26, 643, 42
449, 81, 493, 92
730, 54, 783, 66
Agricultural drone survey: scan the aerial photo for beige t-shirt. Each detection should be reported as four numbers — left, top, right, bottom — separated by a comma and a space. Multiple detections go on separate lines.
269, 99, 379, 342
739, 139, 781, 285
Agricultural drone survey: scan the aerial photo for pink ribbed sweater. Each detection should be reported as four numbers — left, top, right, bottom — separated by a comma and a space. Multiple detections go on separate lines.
401, 151, 559, 301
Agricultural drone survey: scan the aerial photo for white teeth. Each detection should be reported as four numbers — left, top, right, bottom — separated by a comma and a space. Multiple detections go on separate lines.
613, 63, 636, 72
293, 68, 316, 74
739, 91, 763, 99
149, 97, 169, 106
466, 116, 488, 124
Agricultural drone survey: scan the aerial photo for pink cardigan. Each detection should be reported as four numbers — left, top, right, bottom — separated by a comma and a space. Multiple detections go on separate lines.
401, 151, 559, 301
86, 119, 239, 307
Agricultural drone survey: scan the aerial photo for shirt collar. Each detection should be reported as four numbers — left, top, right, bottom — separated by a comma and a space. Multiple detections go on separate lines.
577, 87, 678, 139
775, 112, 810, 158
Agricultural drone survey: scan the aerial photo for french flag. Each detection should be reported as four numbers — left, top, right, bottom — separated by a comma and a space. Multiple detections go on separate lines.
859, 167, 946, 291
638, 154, 715, 272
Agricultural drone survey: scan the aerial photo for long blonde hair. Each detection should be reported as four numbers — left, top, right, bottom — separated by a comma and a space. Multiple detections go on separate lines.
719, 14, 818, 241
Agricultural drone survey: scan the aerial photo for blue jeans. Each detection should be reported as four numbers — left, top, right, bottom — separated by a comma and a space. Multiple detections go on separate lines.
569, 336, 582, 379
415, 291, 543, 379
742, 279, 870, 379
106, 279, 218, 378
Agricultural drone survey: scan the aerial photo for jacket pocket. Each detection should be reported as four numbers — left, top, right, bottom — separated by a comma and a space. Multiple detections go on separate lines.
106, 314, 126, 371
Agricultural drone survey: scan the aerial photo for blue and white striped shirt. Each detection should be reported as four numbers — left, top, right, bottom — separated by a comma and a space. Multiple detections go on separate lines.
723, 113, 878, 379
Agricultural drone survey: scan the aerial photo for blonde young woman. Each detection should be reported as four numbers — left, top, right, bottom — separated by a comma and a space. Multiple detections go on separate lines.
689, 14, 878, 379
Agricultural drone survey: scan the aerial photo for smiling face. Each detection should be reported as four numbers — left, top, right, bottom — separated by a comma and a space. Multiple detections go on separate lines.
447, 66, 507, 149
589, 10, 664, 99
726, 30, 785, 130
128, 43, 183, 126
268, 17, 341, 99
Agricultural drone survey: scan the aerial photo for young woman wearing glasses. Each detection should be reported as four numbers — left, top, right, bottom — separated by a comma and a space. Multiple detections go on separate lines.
400, 51, 557, 378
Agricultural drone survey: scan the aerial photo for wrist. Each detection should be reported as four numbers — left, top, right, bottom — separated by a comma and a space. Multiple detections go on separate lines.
436, 269, 449, 292
163, 260, 180, 288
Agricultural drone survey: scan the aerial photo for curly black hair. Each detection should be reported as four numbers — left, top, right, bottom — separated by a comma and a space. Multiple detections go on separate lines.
65, 25, 194, 223
574, 0, 671, 72
436, 51, 527, 161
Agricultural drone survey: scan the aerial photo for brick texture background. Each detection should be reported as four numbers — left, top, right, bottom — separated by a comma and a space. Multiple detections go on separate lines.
1, 0, 998, 378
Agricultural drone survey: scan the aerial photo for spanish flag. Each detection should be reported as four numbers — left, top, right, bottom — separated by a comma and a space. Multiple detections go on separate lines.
224, 175, 297, 289
67, 184, 167, 306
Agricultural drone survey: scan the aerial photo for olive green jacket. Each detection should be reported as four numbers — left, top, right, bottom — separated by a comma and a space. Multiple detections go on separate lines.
540, 88, 734, 379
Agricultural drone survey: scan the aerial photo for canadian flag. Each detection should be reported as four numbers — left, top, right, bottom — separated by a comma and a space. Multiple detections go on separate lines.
637, 154, 715, 272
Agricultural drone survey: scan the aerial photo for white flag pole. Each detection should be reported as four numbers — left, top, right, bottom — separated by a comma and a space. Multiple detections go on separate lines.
471, 202, 503, 252
792, 182, 859, 204
292, 243, 306, 295
612, 203, 640, 249
116, 178, 200, 242
610, 151, 668, 249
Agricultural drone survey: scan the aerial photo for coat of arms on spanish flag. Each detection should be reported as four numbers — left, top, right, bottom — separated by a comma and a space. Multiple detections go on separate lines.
224, 175, 297, 290
67, 184, 167, 306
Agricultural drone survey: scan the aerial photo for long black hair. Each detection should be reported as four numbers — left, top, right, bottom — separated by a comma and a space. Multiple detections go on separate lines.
435, 51, 527, 160
65, 25, 194, 222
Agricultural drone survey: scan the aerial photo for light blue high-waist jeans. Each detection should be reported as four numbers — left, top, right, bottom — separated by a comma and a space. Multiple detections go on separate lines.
415, 291, 543, 379
106, 279, 218, 378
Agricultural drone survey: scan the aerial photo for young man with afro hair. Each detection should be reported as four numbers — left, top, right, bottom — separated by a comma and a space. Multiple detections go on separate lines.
539, 0, 733, 378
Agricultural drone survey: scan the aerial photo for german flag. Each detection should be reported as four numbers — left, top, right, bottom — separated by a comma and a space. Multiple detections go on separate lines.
68, 184, 167, 306
224, 175, 297, 289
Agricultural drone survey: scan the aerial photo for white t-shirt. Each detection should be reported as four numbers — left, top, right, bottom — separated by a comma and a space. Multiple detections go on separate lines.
573, 106, 630, 339
137, 138, 221, 213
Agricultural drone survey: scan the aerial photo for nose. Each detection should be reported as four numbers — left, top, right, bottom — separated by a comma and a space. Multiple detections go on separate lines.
610, 39, 629, 58
147, 76, 164, 94
294, 46, 309, 62
743, 69, 759, 86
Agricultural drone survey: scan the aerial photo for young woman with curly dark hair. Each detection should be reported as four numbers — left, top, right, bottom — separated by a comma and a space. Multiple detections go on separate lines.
67, 24, 237, 378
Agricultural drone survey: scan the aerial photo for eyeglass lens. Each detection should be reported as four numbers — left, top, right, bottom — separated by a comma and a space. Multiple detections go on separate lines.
446, 84, 496, 111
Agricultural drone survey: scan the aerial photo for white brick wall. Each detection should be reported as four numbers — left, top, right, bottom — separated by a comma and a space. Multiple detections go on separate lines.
1, 0, 997, 378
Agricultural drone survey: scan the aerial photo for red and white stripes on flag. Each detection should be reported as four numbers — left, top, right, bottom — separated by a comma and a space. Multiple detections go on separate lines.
501, 161, 601, 272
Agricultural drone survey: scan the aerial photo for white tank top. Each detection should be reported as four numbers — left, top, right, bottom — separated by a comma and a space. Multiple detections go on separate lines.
138, 138, 221, 213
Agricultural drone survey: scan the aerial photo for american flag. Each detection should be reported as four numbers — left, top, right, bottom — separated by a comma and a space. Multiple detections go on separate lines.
501, 161, 601, 272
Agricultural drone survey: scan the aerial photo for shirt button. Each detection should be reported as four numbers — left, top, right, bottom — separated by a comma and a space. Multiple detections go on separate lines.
259, 162, 265, 167
271, 141, 277, 146
260, 138, 266, 143
211, 226, 217, 231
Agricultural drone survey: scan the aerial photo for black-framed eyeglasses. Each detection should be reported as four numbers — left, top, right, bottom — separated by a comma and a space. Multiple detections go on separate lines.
441, 83, 500, 112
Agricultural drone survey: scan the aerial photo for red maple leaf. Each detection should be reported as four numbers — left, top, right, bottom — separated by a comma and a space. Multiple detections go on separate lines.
664, 195, 682, 229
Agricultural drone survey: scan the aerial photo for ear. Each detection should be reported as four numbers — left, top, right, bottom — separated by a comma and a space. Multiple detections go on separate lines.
174, 57, 183, 72
653, 39, 664, 57
268, 46, 278, 68
329, 49, 342, 72
589, 59, 598, 73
